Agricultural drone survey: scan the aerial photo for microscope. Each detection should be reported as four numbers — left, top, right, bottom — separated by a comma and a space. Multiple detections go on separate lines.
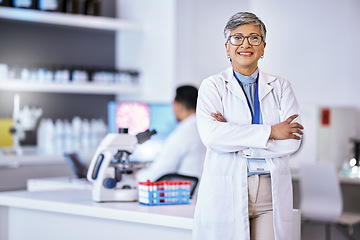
6, 94, 42, 155
87, 128, 156, 202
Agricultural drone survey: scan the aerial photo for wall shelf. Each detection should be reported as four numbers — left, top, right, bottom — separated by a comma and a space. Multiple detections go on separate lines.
0, 7, 142, 31
0, 80, 140, 95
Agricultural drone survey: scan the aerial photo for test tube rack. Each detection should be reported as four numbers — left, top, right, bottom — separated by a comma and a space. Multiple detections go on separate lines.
138, 180, 191, 206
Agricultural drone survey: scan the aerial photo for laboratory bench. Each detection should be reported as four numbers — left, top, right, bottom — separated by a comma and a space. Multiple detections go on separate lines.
0, 182, 302, 240
0, 189, 194, 240
27, 173, 360, 214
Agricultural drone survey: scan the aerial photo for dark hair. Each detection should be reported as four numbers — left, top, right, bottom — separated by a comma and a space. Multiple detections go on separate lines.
174, 85, 198, 110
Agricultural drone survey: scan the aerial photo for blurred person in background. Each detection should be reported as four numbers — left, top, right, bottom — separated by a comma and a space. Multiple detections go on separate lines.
135, 85, 206, 183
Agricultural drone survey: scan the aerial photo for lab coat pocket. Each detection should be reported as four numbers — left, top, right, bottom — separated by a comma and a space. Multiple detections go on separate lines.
199, 176, 235, 223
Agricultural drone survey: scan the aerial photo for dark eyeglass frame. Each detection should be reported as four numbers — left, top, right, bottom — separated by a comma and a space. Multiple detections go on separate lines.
228, 35, 264, 46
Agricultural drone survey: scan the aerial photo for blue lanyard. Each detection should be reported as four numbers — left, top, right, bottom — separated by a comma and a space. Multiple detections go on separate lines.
234, 72, 261, 124
253, 83, 260, 124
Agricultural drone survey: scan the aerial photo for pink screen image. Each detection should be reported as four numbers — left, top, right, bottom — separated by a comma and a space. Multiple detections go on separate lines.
115, 102, 151, 135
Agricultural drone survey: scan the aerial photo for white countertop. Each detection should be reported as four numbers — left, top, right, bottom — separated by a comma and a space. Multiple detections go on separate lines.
0, 189, 195, 230
27, 177, 92, 191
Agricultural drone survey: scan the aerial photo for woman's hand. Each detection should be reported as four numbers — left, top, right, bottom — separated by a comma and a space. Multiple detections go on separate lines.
270, 114, 304, 140
211, 111, 227, 122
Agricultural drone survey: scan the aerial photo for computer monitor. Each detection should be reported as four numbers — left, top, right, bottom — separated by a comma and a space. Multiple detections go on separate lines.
108, 101, 151, 135
107, 101, 178, 161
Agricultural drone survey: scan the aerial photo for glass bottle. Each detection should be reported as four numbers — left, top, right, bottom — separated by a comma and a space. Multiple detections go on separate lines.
38, 0, 61, 12
12, 0, 37, 9
62, 0, 79, 14
84, 0, 100, 16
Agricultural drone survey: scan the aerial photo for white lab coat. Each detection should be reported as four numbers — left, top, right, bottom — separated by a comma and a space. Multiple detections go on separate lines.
136, 114, 206, 182
193, 68, 301, 240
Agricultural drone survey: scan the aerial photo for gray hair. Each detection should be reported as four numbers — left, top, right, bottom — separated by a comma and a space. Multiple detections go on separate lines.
224, 12, 267, 42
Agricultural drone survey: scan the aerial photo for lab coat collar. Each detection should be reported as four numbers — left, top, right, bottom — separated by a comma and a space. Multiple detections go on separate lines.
223, 67, 275, 101
224, 68, 247, 103
258, 71, 275, 101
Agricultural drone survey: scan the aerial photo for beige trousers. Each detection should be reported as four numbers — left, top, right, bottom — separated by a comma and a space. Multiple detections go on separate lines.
248, 174, 275, 240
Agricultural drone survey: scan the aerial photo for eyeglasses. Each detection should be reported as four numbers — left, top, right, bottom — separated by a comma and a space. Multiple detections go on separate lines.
228, 35, 263, 46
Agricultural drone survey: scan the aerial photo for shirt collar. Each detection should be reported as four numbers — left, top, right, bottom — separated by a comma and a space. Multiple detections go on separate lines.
234, 68, 259, 85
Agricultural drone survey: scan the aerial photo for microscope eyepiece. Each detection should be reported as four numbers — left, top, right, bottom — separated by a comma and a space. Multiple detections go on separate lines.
136, 129, 157, 144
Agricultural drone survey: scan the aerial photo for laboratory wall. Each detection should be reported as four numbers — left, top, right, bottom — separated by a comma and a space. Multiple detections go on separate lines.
250, 0, 360, 108
116, 0, 177, 103
175, 0, 250, 87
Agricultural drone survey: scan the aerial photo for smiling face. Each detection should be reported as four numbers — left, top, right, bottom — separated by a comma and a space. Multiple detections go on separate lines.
225, 24, 266, 76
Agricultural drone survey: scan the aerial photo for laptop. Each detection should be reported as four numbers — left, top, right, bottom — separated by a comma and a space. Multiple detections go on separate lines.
63, 152, 89, 179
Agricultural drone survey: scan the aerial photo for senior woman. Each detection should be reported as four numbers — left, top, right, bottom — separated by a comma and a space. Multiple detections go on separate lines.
193, 12, 304, 240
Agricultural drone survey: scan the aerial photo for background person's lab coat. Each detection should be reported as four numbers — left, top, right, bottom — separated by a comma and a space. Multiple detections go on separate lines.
193, 68, 302, 240
136, 114, 206, 182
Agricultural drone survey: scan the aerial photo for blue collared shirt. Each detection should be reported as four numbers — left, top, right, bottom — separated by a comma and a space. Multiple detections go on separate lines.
234, 69, 269, 176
